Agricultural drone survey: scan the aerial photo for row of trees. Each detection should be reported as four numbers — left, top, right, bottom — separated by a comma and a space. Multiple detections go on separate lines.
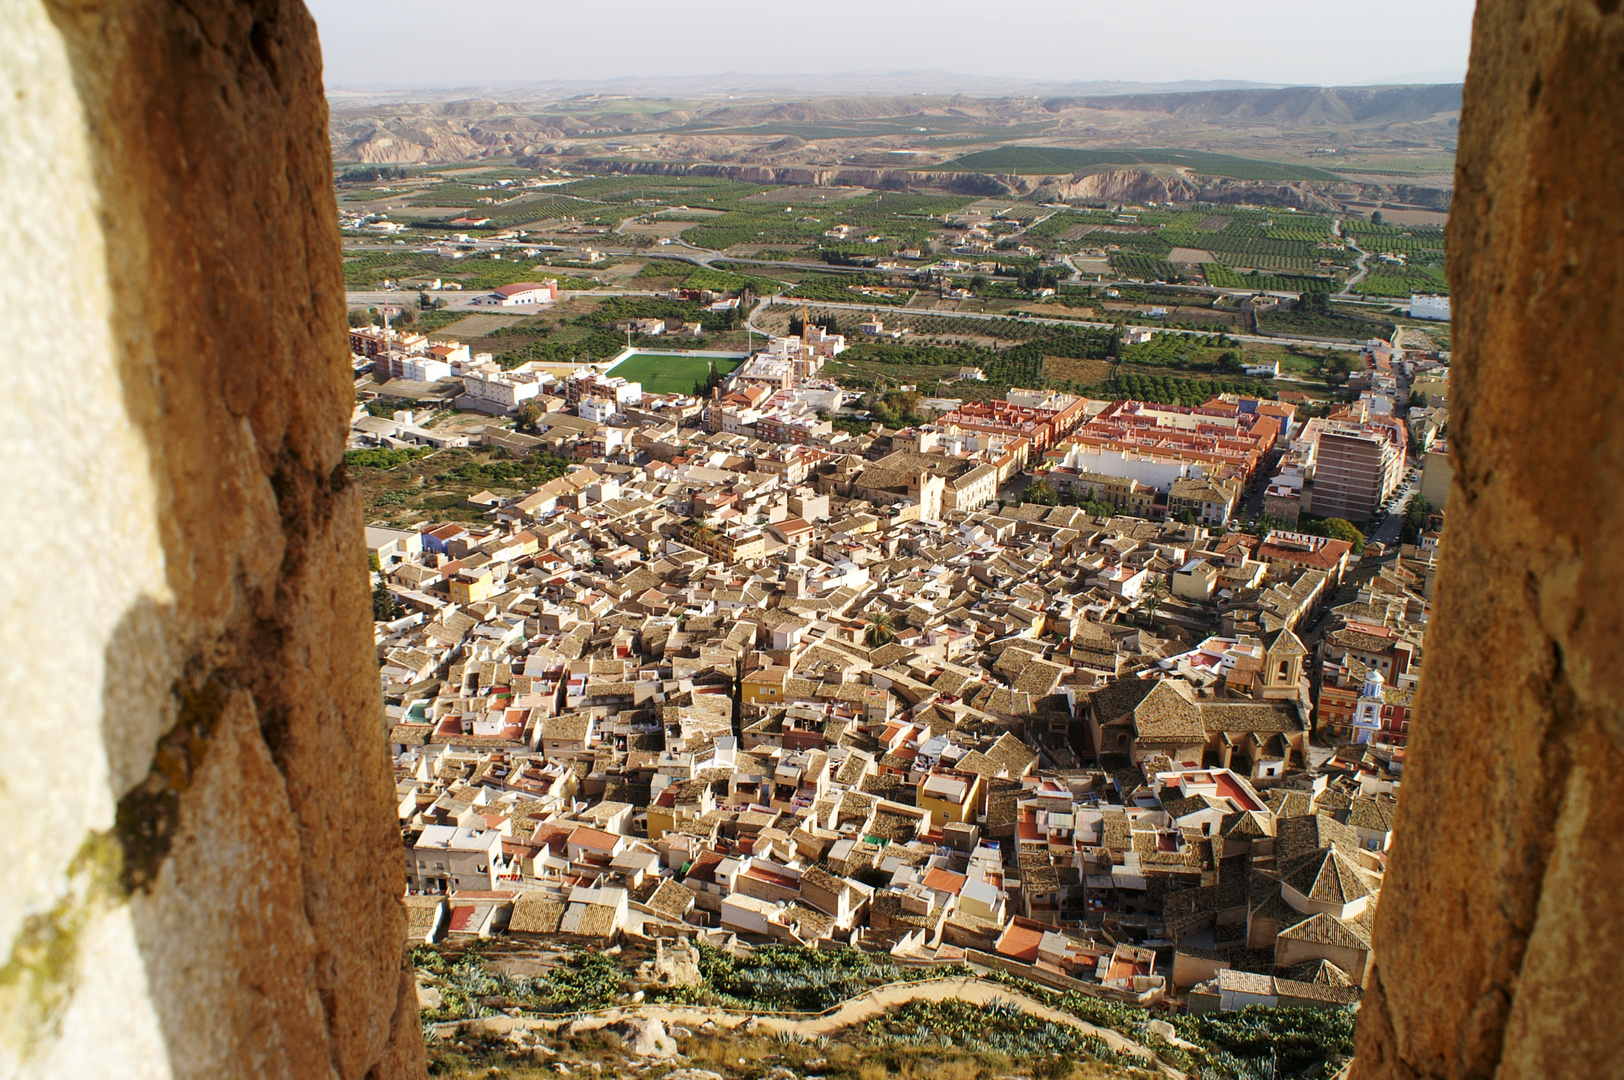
788, 314, 840, 338
339, 164, 408, 183
1274, 514, 1367, 549
1014, 479, 1116, 521
689, 360, 728, 400
348, 306, 416, 328
1100, 370, 1277, 407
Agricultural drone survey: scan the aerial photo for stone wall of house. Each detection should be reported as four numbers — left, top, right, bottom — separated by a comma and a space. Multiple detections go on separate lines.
1353, 2, 1624, 1079
0, 2, 424, 1077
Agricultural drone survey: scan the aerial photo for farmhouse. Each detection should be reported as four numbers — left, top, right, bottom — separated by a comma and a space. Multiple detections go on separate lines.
479, 281, 559, 308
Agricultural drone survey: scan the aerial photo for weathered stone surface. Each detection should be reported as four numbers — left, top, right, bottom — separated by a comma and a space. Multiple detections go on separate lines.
1146, 1019, 1199, 1052
0, 2, 423, 1077
1352, 4, 1624, 1080
608, 1017, 678, 1058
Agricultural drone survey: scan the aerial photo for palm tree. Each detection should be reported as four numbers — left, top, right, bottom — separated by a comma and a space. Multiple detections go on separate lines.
515, 400, 544, 433
690, 519, 715, 547
1141, 576, 1170, 627
863, 611, 898, 648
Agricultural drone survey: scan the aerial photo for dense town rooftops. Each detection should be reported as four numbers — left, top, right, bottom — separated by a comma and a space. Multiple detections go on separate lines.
364, 355, 1429, 1005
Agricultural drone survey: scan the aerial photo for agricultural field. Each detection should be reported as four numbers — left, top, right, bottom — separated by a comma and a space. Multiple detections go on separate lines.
1258, 306, 1396, 340
937, 146, 1347, 181
359, 174, 782, 236
341, 250, 600, 291
824, 357, 1010, 402
616, 218, 696, 238
678, 189, 977, 254
348, 446, 572, 527
1343, 222, 1448, 295
490, 295, 749, 369
1107, 253, 1181, 282
1053, 209, 1354, 280
1042, 355, 1115, 385
786, 274, 914, 306
606, 351, 742, 394
1019, 209, 1120, 242
744, 185, 872, 203
437, 313, 526, 337
1203, 265, 1337, 293
629, 259, 702, 289
1363, 208, 1449, 227
1100, 368, 1279, 406
1355, 264, 1450, 298
1118, 332, 1239, 366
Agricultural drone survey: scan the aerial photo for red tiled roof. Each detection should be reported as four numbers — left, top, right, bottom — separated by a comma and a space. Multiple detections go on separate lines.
530, 823, 575, 850
923, 867, 967, 895
686, 849, 724, 884
1258, 538, 1352, 569
493, 281, 550, 297
1214, 773, 1263, 813
998, 922, 1044, 963
567, 825, 622, 852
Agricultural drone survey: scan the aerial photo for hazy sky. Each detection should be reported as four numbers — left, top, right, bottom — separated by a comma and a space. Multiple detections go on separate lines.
308, 0, 1475, 90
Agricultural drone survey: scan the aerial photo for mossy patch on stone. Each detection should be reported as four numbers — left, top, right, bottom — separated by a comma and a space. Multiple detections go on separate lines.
0, 830, 127, 1054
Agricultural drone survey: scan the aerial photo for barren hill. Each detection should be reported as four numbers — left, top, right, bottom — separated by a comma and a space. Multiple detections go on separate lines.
329, 84, 1459, 207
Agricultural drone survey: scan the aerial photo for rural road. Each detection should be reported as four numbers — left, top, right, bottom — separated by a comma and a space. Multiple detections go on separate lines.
1336, 225, 1371, 299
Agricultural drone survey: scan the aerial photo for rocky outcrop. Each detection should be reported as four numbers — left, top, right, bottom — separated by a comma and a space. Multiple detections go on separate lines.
564, 157, 1439, 211
1352, 3, 1624, 1080
636, 937, 703, 986
608, 1017, 679, 1058
0, 3, 422, 1078
1004, 170, 1374, 212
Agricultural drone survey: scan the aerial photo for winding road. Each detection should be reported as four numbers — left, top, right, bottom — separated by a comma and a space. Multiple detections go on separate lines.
1335, 221, 1371, 299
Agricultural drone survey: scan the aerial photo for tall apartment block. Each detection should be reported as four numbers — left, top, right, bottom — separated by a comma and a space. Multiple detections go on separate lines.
1307, 427, 1406, 520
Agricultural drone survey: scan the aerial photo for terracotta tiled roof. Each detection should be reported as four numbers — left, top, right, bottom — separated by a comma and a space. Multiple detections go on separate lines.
1133, 680, 1205, 741
1276, 909, 1372, 949
1275, 814, 1360, 864
509, 895, 566, 934
643, 878, 695, 920
1200, 701, 1306, 735
1089, 676, 1157, 722
1347, 794, 1398, 833
1282, 846, 1371, 905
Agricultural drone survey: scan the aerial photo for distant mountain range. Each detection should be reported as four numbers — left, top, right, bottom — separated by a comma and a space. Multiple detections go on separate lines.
329, 81, 1461, 192
327, 72, 1461, 105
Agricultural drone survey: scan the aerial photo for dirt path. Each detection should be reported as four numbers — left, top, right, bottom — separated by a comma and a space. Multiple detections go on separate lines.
1337, 223, 1370, 298
441, 976, 1187, 1079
